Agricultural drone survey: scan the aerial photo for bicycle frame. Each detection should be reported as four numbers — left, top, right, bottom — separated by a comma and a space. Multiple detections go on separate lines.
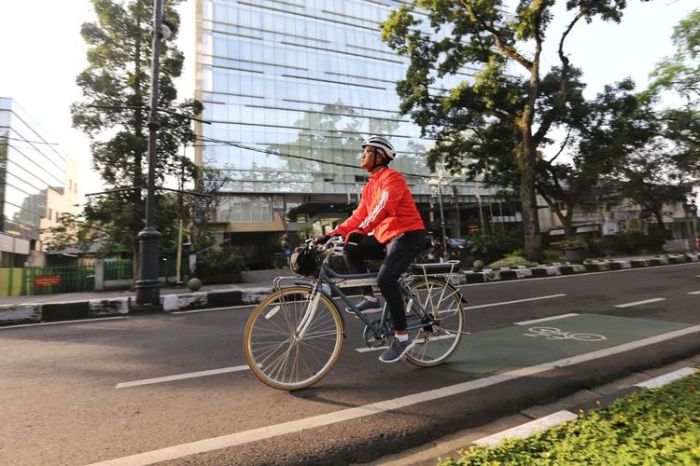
296, 257, 442, 341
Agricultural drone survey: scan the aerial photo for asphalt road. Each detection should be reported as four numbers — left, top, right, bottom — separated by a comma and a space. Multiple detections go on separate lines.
1, 262, 699, 466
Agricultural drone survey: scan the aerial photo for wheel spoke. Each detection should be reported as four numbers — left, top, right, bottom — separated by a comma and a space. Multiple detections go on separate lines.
404, 278, 465, 367
244, 286, 344, 390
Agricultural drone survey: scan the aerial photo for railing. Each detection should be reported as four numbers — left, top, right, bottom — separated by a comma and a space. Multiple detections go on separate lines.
0, 257, 189, 297
0, 265, 96, 297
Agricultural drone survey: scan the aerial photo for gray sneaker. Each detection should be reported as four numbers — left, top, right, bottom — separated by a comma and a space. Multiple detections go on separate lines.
345, 298, 381, 316
378, 336, 415, 363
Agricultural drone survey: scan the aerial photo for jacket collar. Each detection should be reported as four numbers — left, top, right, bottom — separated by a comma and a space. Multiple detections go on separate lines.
369, 166, 388, 179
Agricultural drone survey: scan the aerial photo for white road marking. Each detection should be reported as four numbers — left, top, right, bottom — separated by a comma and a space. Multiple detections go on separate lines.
115, 365, 252, 389
688, 291, 700, 295
469, 294, 566, 310
473, 410, 577, 447
635, 367, 696, 389
615, 298, 666, 308
0, 316, 129, 330
172, 304, 254, 314
354, 334, 456, 353
356, 346, 387, 353
89, 323, 700, 466
515, 313, 579, 326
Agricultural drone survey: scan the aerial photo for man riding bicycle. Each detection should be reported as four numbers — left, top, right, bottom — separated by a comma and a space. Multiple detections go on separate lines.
315, 136, 427, 363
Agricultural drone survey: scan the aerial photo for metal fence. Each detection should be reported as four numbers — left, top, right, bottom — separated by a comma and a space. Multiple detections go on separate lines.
0, 265, 96, 297
0, 258, 188, 297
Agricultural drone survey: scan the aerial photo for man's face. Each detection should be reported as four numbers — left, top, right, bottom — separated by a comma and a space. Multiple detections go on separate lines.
360, 145, 381, 171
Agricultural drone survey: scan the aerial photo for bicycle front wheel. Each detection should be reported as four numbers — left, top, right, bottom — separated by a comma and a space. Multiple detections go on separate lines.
243, 286, 344, 391
404, 277, 465, 367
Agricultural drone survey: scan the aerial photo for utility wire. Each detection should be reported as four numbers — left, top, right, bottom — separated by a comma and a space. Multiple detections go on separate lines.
197, 135, 442, 180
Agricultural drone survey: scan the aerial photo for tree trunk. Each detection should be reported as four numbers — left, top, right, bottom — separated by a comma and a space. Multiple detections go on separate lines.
519, 162, 542, 261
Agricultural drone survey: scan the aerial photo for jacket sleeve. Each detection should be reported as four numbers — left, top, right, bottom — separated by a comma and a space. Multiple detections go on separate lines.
329, 189, 368, 236
357, 172, 407, 233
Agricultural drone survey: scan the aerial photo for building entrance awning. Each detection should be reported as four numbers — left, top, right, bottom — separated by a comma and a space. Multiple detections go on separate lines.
288, 202, 357, 218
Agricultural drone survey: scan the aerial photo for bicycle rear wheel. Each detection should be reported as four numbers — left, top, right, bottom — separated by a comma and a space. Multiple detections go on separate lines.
404, 277, 465, 367
243, 286, 344, 390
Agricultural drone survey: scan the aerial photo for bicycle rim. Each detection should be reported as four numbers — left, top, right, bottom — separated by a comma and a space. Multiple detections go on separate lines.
243, 286, 344, 390
404, 278, 465, 367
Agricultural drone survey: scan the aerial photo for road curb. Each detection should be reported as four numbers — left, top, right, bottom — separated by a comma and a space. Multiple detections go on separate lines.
0, 287, 272, 326
1, 252, 698, 326
373, 362, 698, 466
463, 252, 698, 284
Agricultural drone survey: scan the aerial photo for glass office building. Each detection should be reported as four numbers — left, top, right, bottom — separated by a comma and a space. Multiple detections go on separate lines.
194, 0, 501, 255
0, 98, 78, 266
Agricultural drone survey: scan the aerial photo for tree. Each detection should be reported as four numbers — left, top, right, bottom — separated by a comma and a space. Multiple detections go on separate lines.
650, 8, 700, 195
650, 9, 700, 107
184, 165, 228, 252
381, 0, 644, 260
60, 0, 201, 265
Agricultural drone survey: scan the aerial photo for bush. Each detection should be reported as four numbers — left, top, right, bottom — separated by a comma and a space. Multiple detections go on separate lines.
488, 251, 536, 269
468, 231, 521, 264
542, 249, 565, 263
443, 371, 700, 465
589, 233, 666, 256
561, 235, 588, 249
194, 247, 244, 283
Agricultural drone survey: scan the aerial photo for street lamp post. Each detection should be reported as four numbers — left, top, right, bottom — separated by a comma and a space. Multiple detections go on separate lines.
135, 0, 165, 309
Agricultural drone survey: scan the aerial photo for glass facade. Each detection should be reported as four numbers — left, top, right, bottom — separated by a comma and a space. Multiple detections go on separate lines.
195, 0, 490, 225
0, 98, 70, 241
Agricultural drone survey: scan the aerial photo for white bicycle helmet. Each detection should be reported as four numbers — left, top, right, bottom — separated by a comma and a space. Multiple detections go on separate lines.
362, 135, 396, 160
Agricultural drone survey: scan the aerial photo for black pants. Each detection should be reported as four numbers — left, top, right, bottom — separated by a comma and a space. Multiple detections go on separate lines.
344, 230, 427, 331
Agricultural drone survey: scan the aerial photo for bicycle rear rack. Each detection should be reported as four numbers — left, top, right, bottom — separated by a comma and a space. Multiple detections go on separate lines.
410, 260, 462, 285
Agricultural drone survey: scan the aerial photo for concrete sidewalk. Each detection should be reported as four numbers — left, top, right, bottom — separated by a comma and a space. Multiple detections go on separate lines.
1, 253, 698, 326
0, 268, 297, 325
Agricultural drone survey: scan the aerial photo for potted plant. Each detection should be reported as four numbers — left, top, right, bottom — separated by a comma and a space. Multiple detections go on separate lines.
560, 235, 588, 263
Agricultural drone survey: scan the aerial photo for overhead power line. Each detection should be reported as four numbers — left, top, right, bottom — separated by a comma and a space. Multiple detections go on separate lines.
197, 136, 438, 180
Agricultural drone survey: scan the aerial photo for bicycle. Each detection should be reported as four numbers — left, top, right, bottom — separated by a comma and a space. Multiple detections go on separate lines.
243, 238, 467, 390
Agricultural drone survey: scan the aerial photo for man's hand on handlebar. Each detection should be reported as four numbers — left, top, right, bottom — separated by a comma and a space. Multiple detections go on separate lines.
312, 234, 332, 246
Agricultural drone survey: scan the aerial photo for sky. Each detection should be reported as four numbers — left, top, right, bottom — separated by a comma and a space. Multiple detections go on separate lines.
0, 0, 696, 204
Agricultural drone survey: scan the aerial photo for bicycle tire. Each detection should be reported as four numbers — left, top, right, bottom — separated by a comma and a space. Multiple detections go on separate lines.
243, 286, 344, 391
404, 277, 465, 367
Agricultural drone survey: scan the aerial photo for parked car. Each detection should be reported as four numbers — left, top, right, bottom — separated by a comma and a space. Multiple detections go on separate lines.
446, 238, 470, 250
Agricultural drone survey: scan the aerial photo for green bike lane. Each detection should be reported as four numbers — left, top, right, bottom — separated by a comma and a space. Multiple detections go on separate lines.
448, 313, 691, 376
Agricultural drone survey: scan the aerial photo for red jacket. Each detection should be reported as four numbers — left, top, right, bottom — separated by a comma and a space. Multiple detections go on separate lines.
331, 167, 425, 244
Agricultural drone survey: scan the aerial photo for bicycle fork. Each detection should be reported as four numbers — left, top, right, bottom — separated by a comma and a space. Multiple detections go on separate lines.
296, 281, 323, 339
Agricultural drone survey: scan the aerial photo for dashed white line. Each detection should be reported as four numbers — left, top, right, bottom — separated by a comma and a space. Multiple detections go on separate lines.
115, 365, 252, 389
614, 298, 666, 308
90, 323, 700, 466
635, 367, 696, 389
688, 291, 700, 295
515, 313, 579, 326
469, 294, 566, 310
473, 410, 577, 447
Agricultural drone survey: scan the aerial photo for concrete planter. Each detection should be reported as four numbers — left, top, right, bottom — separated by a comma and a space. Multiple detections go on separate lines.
563, 248, 586, 263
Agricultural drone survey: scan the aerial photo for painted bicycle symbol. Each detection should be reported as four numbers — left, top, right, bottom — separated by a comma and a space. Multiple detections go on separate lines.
524, 326, 607, 342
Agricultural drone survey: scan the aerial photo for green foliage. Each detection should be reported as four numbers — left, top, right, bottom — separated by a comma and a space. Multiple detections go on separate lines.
542, 249, 565, 263
194, 247, 244, 278
560, 235, 588, 249
650, 9, 700, 105
184, 165, 228, 253
488, 251, 536, 269
468, 231, 521, 264
381, 0, 639, 261
68, 0, 202, 257
588, 233, 666, 256
443, 371, 700, 465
